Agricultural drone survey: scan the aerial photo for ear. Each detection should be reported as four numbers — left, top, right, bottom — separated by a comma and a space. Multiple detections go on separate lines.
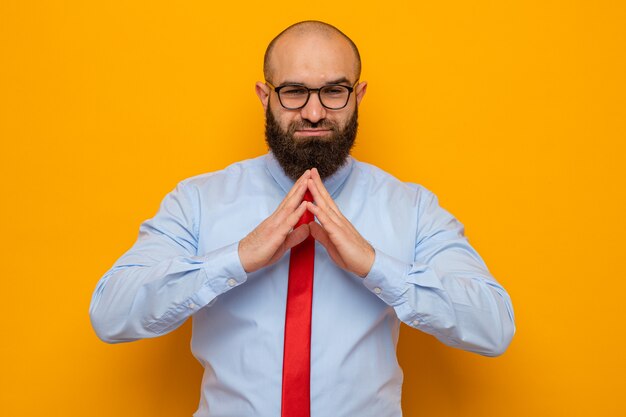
255, 81, 270, 111
355, 81, 368, 106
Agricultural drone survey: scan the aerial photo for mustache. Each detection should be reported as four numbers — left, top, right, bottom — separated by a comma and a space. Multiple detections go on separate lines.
287, 119, 336, 133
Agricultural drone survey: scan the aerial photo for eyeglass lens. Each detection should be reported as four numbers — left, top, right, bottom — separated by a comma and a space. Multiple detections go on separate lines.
279, 85, 351, 109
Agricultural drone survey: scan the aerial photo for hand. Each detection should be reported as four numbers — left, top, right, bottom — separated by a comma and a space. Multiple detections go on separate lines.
306, 168, 375, 278
238, 170, 312, 273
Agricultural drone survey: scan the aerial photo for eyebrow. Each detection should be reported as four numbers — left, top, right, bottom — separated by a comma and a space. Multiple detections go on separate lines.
279, 77, 352, 87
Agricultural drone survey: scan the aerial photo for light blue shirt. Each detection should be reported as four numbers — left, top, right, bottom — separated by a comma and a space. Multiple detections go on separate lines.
90, 153, 515, 417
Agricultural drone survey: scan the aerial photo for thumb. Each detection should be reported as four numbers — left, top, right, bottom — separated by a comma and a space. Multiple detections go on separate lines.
309, 221, 345, 270
284, 223, 311, 250
309, 222, 331, 249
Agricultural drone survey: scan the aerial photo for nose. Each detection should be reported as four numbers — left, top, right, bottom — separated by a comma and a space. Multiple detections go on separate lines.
300, 91, 327, 124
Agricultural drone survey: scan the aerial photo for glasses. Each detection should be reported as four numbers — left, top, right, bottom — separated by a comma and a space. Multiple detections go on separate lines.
266, 81, 358, 110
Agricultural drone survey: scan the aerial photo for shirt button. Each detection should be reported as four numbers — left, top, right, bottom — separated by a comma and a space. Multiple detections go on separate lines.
412, 320, 420, 327
227, 278, 237, 287
374, 287, 382, 295
188, 302, 196, 309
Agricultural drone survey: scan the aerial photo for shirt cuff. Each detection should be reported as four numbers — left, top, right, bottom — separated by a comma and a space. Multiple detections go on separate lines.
362, 248, 412, 306
194, 242, 248, 307
362, 248, 447, 330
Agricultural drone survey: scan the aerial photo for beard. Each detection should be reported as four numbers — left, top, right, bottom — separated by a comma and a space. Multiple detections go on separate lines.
265, 106, 358, 181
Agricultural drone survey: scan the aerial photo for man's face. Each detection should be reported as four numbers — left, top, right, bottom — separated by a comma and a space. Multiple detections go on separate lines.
256, 32, 367, 180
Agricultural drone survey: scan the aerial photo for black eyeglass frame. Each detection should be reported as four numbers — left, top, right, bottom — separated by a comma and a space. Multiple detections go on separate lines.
266, 80, 359, 110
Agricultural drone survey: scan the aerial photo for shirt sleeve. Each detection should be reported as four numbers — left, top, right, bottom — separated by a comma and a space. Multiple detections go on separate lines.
362, 186, 515, 356
89, 181, 248, 343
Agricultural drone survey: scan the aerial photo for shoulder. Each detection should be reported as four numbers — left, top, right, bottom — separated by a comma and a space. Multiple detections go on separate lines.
157, 155, 269, 209
350, 159, 436, 204
164, 155, 267, 201
179, 155, 266, 189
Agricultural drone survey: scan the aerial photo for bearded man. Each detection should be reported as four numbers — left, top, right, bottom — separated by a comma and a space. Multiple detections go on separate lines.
90, 20, 515, 417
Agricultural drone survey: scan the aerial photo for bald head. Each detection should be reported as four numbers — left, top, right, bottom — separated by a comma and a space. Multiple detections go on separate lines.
263, 21, 361, 83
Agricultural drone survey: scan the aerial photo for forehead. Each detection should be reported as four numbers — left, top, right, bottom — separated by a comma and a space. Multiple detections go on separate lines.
269, 33, 358, 85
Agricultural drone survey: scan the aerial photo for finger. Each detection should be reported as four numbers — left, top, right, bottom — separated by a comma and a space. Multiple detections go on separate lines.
274, 180, 309, 227
288, 169, 311, 198
276, 170, 309, 210
284, 224, 310, 249
308, 221, 331, 248
309, 221, 345, 269
307, 177, 342, 220
267, 200, 308, 244
281, 180, 308, 213
266, 223, 312, 266
262, 203, 309, 266
310, 168, 339, 211
306, 201, 342, 234
275, 169, 310, 213
308, 201, 361, 261
307, 178, 333, 213
307, 184, 344, 229
284, 201, 309, 229
308, 173, 360, 235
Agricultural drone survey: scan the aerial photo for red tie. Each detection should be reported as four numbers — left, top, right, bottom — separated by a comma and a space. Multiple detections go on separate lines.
281, 190, 315, 417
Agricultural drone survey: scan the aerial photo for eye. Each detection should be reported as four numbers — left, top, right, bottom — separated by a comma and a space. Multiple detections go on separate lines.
322, 86, 348, 95
281, 86, 308, 97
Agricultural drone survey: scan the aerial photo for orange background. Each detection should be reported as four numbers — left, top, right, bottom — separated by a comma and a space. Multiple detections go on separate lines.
1, 1, 625, 416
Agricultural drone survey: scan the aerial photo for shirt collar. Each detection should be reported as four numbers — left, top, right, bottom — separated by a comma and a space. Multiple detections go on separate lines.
265, 152, 354, 198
